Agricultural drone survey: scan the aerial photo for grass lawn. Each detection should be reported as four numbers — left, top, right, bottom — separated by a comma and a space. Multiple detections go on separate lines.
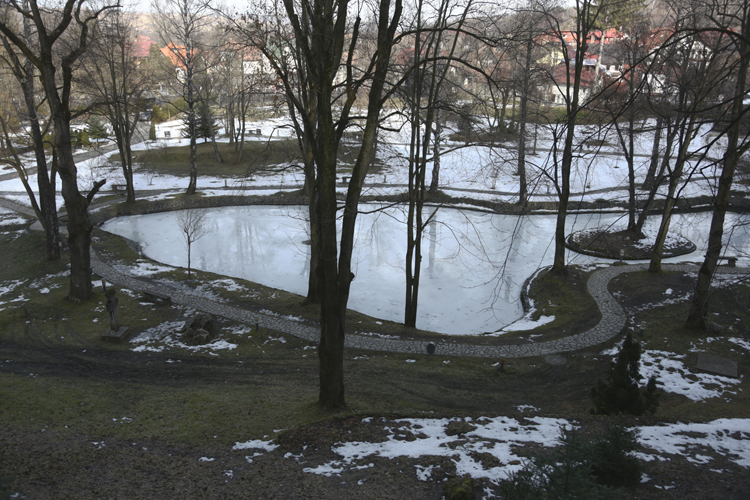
135, 139, 379, 179
1, 222, 748, 499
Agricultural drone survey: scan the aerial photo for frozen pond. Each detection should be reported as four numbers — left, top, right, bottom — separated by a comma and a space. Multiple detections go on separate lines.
101, 205, 750, 335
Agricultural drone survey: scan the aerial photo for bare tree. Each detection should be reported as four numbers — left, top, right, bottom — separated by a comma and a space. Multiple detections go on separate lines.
399, 0, 474, 327
647, 0, 730, 273
80, 9, 151, 203
0, 0, 117, 300
508, 0, 549, 206
215, 37, 257, 164
236, 0, 402, 408
228, 2, 321, 303
152, 0, 211, 195
0, 2, 60, 261
545, 0, 609, 274
687, 0, 750, 328
176, 208, 208, 277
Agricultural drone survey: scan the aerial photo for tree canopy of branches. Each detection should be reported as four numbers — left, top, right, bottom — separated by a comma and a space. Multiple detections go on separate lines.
687, 0, 750, 328
0, 0, 117, 300
152, 0, 212, 195
547, 0, 609, 274
80, 9, 151, 203
398, 0, 474, 327
0, 2, 60, 261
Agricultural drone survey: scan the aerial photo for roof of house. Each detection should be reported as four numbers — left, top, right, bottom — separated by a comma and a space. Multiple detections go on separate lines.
160, 43, 194, 69
133, 36, 156, 58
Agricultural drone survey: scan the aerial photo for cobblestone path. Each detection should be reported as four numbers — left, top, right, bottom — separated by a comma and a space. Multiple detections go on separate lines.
3, 193, 747, 358
91, 253, 748, 358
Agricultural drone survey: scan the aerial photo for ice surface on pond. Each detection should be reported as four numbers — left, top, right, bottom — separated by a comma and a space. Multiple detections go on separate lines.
101, 205, 750, 335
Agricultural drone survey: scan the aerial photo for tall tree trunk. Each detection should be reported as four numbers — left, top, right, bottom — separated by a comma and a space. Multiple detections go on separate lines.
404, 0, 462, 326
186, 53, 198, 195
635, 119, 675, 235
113, 120, 137, 203
304, 146, 319, 305
318, 0, 400, 408
13, 11, 60, 260
613, 108, 636, 230
316, 116, 345, 409
551, 39, 585, 275
210, 126, 224, 163
517, 36, 533, 207
54, 115, 102, 301
687, 17, 750, 328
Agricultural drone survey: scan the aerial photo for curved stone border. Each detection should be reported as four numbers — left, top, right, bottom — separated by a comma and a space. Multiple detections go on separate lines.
565, 231, 697, 260
90, 249, 748, 358
3, 193, 748, 359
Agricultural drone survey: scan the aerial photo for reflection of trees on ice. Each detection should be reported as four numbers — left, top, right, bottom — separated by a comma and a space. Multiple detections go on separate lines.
102, 206, 750, 335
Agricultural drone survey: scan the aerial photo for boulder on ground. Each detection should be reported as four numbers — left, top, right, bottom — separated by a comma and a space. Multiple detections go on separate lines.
180, 313, 215, 345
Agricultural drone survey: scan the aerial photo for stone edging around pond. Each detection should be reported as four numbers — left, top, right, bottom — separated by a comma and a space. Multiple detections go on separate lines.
7, 194, 747, 359
89, 239, 749, 359
566, 230, 697, 260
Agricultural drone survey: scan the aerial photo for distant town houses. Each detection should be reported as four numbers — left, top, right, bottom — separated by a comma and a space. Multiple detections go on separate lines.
133, 21, 734, 113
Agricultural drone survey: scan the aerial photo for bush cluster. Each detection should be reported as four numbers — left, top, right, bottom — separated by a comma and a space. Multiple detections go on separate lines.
498, 420, 642, 499
444, 475, 475, 500
591, 333, 660, 416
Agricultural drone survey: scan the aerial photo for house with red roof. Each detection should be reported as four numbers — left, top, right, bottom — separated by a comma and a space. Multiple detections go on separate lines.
132, 35, 157, 59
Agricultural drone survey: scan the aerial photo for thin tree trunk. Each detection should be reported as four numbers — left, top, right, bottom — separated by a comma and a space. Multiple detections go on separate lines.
14, 12, 60, 260
635, 119, 675, 234
642, 115, 663, 189
517, 36, 533, 206
304, 146, 319, 304
211, 127, 223, 163
429, 113, 441, 194
551, 42, 585, 275
648, 116, 696, 273
186, 50, 198, 195
613, 110, 636, 230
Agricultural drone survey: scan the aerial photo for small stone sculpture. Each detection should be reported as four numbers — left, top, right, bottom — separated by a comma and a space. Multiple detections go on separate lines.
105, 288, 120, 332
102, 288, 128, 341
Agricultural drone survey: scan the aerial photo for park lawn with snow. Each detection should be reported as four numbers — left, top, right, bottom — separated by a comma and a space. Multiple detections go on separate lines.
1, 111, 750, 498
1, 113, 746, 210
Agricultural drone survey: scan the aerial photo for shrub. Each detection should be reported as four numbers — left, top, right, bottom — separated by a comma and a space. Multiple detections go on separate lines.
497, 427, 611, 500
72, 129, 90, 148
443, 475, 475, 500
591, 418, 642, 488
591, 333, 659, 416
87, 116, 108, 140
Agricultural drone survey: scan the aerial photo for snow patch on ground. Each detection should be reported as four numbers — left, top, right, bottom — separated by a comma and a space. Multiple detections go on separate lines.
259, 309, 305, 322
638, 419, 750, 467
600, 339, 740, 402
130, 320, 238, 353
496, 314, 556, 334
639, 350, 741, 401
302, 416, 567, 482
270, 416, 750, 485
114, 260, 177, 277
0, 279, 30, 311
728, 337, 750, 352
